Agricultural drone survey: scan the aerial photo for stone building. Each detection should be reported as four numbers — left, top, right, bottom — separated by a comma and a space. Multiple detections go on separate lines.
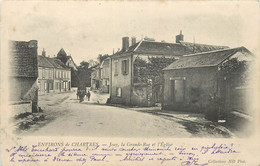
100, 58, 110, 93
162, 47, 254, 115
38, 53, 55, 94
109, 33, 228, 106
46, 57, 71, 93
9, 40, 39, 112
38, 49, 71, 94
90, 64, 101, 90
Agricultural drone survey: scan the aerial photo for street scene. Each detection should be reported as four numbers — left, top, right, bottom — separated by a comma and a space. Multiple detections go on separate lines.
6, 3, 256, 138
16, 89, 232, 137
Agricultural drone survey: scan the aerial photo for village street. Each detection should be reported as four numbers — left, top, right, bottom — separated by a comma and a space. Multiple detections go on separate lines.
18, 90, 233, 138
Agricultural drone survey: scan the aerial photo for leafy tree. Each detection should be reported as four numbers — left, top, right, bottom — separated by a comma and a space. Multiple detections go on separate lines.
79, 61, 89, 69
134, 56, 176, 85
219, 58, 249, 86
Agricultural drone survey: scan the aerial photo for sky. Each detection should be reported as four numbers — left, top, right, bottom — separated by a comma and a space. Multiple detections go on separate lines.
2, 1, 259, 65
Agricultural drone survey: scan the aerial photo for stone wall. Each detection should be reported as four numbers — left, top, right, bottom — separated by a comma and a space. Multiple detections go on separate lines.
163, 67, 218, 112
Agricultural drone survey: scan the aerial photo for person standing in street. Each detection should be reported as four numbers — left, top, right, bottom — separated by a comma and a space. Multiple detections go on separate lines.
86, 91, 91, 101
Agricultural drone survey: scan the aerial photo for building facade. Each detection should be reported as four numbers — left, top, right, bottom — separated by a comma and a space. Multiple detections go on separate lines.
100, 58, 110, 93
109, 33, 228, 106
47, 58, 71, 93
90, 64, 101, 90
38, 52, 71, 94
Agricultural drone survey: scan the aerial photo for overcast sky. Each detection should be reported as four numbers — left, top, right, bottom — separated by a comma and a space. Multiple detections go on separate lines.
2, 1, 259, 64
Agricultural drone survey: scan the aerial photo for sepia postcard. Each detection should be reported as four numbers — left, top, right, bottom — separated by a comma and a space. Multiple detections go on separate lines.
1, 1, 260, 165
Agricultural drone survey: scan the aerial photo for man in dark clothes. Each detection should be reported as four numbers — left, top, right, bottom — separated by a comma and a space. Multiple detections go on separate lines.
79, 90, 86, 103
86, 91, 91, 101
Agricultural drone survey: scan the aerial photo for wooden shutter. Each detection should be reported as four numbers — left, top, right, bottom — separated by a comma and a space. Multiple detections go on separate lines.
126, 59, 129, 74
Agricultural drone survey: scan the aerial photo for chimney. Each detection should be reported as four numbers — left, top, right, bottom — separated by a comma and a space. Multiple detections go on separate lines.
28, 40, 38, 56
176, 30, 184, 43
28, 40, 38, 48
122, 37, 129, 51
42, 48, 46, 57
131, 37, 136, 46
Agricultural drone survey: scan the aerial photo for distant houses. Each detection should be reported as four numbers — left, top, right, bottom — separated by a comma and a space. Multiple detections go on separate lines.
100, 58, 110, 93
38, 50, 71, 94
90, 64, 101, 91
9, 40, 39, 112
56, 48, 79, 87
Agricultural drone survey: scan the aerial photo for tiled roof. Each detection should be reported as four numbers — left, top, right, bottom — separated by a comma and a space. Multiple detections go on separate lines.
112, 40, 228, 57
180, 41, 229, 53
134, 41, 192, 56
47, 58, 70, 70
9, 40, 38, 78
38, 56, 54, 68
113, 40, 192, 56
37, 55, 70, 70
163, 47, 251, 70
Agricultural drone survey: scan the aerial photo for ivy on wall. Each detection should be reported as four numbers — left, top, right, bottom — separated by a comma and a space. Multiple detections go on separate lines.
219, 58, 249, 86
134, 56, 176, 86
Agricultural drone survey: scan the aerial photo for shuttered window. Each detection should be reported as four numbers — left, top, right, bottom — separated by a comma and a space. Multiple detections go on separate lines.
121, 59, 129, 75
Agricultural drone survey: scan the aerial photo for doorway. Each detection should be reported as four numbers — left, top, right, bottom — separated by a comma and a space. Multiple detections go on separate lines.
171, 79, 185, 102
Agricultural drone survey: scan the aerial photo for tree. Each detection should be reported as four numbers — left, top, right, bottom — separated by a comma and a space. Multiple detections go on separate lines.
134, 56, 176, 85
79, 61, 89, 69
219, 58, 249, 86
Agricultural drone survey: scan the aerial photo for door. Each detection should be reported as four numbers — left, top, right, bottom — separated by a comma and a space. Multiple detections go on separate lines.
59, 82, 61, 92
171, 79, 185, 102
175, 80, 184, 102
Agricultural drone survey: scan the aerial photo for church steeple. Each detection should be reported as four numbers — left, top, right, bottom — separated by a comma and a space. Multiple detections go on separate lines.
57, 48, 67, 58
176, 30, 184, 43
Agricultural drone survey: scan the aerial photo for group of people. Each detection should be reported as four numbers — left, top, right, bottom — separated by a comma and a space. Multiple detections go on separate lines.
77, 89, 91, 103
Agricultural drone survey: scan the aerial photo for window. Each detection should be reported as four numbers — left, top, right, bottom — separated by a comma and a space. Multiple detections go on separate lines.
44, 82, 47, 90
38, 81, 41, 90
116, 87, 122, 97
43, 69, 45, 78
114, 61, 118, 75
38, 69, 42, 79
56, 70, 58, 78
67, 71, 70, 79
49, 69, 51, 79
45, 69, 48, 78
121, 59, 129, 75
49, 70, 52, 79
